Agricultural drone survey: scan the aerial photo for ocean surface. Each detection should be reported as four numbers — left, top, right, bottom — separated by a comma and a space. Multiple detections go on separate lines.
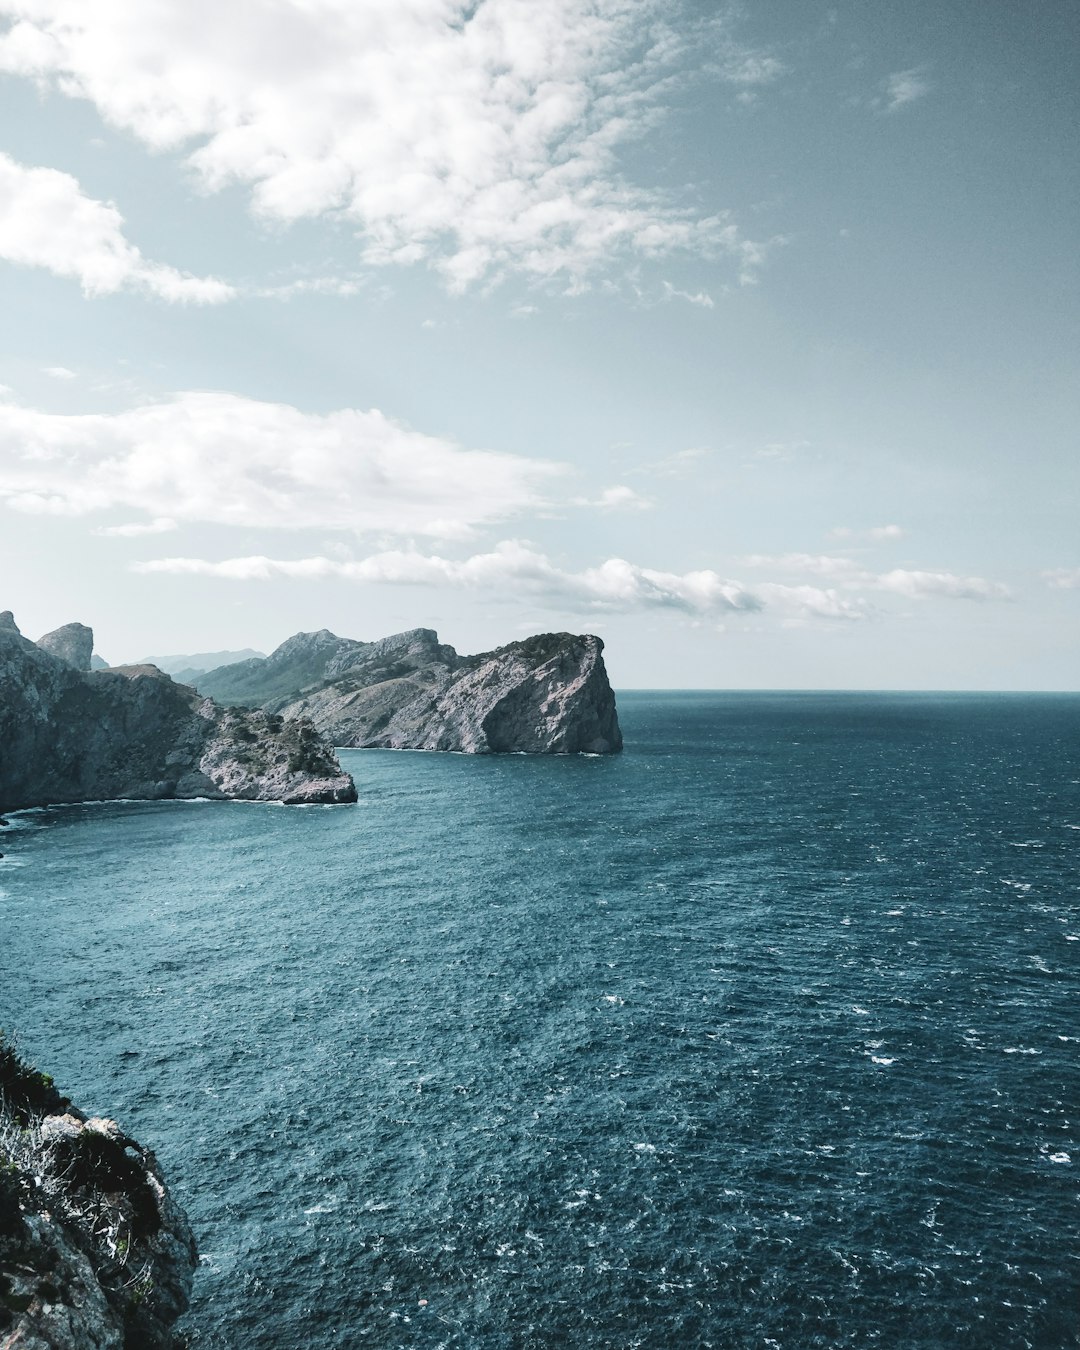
1, 691, 1078, 1349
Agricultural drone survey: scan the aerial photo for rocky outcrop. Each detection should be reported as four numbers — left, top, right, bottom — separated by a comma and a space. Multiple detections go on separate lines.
0, 1040, 196, 1350
0, 613, 356, 812
200, 627, 622, 755
35, 624, 95, 672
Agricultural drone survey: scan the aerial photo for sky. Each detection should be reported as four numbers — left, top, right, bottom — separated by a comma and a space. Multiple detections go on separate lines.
0, 0, 1077, 689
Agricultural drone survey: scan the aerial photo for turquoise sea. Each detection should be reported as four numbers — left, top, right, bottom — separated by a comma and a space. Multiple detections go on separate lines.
1, 692, 1078, 1348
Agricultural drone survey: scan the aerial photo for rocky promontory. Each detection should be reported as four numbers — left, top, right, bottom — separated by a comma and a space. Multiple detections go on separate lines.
0, 1038, 196, 1350
198, 627, 623, 754
0, 612, 356, 811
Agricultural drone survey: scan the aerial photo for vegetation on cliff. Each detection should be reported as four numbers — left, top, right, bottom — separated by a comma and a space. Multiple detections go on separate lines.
0, 1035, 197, 1349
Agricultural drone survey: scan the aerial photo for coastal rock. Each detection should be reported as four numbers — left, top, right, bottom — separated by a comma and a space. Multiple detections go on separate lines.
0, 1045, 196, 1350
36, 623, 95, 672
200, 627, 622, 754
0, 614, 356, 811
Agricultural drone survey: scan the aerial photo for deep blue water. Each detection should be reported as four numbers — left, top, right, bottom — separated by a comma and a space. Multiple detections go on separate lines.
1, 692, 1078, 1349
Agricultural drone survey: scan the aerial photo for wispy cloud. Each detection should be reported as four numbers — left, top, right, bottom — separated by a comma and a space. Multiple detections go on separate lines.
94, 517, 178, 538
133, 541, 868, 622
1042, 567, 1080, 590
743, 553, 1010, 601
876, 569, 1009, 601
571, 485, 652, 511
42, 364, 77, 379
0, 1, 776, 290
0, 391, 561, 537
0, 151, 235, 302
880, 67, 930, 113
662, 280, 715, 308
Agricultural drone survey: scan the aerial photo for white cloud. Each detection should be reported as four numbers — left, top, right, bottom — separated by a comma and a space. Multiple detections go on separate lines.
0, 151, 235, 302
662, 280, 714, 308
1042, 568, 1080, 590
572, 484, 652, 511
875, 569, 1010, 601
0, 0, 773, 290
880, 68, 930, 113
134, 540, 871, 622
716, 52, 786, 89
43, 364, 76, 379
755, 583, 868, 622
131, 541, 872, 623
0, 391, 561, 536
743, 553, 1009, 601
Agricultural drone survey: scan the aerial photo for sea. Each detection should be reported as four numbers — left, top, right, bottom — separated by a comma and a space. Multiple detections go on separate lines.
1, 691, 1078, 1349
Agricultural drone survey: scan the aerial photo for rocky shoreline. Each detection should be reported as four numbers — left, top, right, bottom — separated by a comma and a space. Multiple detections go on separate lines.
0, 612, 357, 813
0, 1039, 197, 1350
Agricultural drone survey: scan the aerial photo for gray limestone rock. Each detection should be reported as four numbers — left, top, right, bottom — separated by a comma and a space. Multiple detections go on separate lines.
0, 614, 356, 811
0, 1053, 197, 1350
36, 623, 95, 671
212, 626, 623, 754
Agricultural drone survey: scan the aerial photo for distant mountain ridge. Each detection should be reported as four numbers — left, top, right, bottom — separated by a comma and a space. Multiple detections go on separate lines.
137, 647, 266, 686
196, 626, 622, 755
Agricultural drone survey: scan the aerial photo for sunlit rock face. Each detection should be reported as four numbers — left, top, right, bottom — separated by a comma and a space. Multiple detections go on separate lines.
199, 627, 623, 755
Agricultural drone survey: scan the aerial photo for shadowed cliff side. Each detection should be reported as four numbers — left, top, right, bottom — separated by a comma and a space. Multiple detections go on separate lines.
0, 1036, 197, 1350
199, 628, 623, 754
0, 612, 356, 811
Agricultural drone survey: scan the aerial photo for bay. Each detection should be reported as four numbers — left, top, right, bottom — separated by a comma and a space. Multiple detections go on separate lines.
1, 692, 1078, 1348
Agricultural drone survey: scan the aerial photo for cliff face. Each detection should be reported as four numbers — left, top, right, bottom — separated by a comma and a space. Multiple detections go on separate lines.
0, 1040, 196, 1350
0, 613, 356, 811
200, 627, 622, 755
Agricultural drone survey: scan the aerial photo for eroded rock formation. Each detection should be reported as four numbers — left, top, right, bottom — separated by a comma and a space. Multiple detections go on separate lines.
198, 627, 623, 754
0, 614, 356, 811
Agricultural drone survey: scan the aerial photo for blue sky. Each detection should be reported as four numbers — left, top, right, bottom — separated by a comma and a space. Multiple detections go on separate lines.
0, 0, 1076, 687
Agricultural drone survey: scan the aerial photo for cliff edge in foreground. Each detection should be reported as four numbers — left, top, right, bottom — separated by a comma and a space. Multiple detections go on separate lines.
0, 612, 356, 811
0, 1038, 196, 1350
199, 628, 623, 754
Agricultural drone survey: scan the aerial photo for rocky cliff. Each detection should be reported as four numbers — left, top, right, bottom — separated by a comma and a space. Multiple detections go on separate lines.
0, 612, 356, 811
0, 1038, 196, 1350
199, 627, 622, 755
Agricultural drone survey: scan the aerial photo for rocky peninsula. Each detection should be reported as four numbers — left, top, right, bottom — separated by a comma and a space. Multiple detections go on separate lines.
197, 627, 623, 755
0, 1038, 196, 1350
0, 612, 356, 812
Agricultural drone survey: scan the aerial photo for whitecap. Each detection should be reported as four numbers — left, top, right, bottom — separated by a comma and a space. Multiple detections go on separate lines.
1048, 1152, 1071, 1165
852, 1005, 870, 1015
870, 1056, 895, 1066
1002, 1047, 1040, 1055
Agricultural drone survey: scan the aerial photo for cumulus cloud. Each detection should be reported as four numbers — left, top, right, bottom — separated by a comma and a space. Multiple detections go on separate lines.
0, 0, 773, 290
880, 68, 930, 113
1042, 568, 1080, 590
134, 540, 868, 622
0, 151, 235, 301
0, 391, 560, 536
